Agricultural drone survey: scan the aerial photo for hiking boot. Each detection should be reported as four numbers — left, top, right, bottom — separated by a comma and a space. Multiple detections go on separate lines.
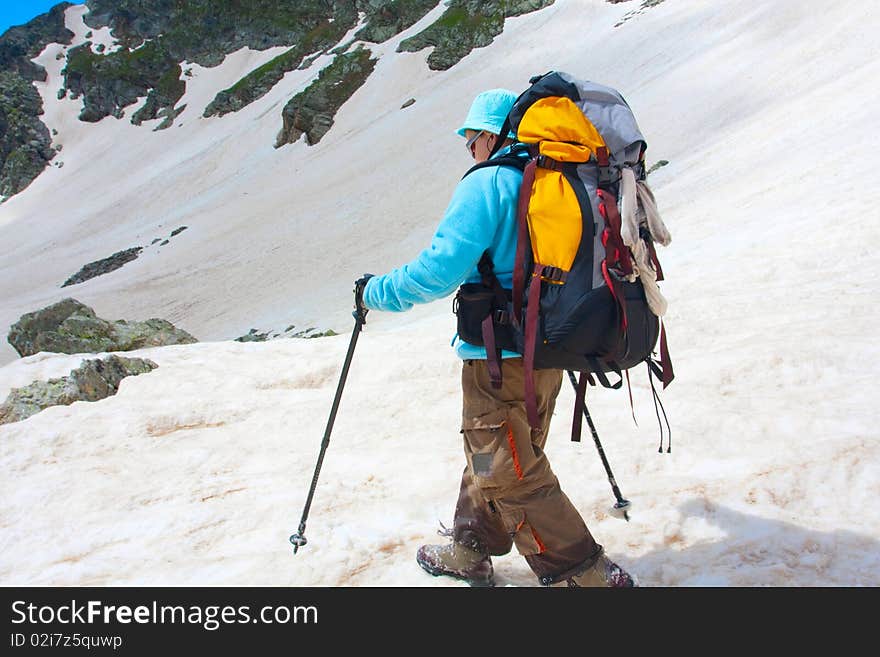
416, 541, 494, 587
565, 554, 637, 588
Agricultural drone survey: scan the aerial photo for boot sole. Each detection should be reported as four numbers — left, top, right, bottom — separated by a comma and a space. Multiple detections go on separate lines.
416, 555, 495, 588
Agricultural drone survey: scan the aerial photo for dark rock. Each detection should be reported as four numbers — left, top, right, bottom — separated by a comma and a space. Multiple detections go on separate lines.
235, 328, 270, 343
401, 97, 416, 108
204, 36, 343, 119
169, 226, 187, 237
0, 3, 74, 196
290, 327, 338, 338
330, 39, 356, 55
61, 247, 143, 287
6, 298, 198, 358
154, 103, 185, 131
0, 355, 158, 425
397, 0, 555, 70
275, 47, 377, 147
0, 71, 57, 197
200, 0, 434, 119
82, 1, 356, 67
647, 159, 669, 175
298, 52, 322, 71
614, 0, 666, 27
355, 0, 438, 44
0, 3, 74, 78
63, 40, 185, 125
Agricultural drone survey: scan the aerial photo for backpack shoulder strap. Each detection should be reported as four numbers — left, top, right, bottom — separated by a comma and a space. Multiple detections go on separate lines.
461, 144, 530, 180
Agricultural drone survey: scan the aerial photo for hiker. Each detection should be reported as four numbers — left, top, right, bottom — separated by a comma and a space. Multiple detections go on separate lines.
355, 88, 636, 587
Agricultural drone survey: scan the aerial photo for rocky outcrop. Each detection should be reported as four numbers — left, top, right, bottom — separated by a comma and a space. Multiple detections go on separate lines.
354, 0, 439, 44
397, 0, 555, 70
0, 2, 73, 198
0, 71, 57, 198
3, 0, 557, 199
62, 40, 184, 125
203, 46, 313, 119
62, 246, 143, 287
81, 1, 358, 67
0, 2, 74, 81
7, 298, 197, 358
275, 47, 377, 147
204, 0, 437, 120
0, 355, 157, 425
65, 2, 364, 128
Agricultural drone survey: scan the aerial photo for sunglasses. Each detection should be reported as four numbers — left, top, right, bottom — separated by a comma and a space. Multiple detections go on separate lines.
465, 131, 485, 157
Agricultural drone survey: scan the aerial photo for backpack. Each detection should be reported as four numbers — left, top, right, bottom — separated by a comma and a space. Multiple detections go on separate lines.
453, 71, 674, 444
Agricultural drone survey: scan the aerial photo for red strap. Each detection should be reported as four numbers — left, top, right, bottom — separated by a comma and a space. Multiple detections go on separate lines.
523, 264, 544, 430
596, 146, 609, 167
597, 189, 633, 277
482, 315, 503, 389
647, 239, 664, 281
625, 369, 637, 425
597, 189, 630, 343
513, 159, 537, 325
659, 320, 674, 389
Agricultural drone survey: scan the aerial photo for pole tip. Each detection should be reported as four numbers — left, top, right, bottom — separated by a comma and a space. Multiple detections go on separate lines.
289, 533, 308, 553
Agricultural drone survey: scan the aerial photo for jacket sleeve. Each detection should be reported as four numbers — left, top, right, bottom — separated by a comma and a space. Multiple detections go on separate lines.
363, 169, 504, 312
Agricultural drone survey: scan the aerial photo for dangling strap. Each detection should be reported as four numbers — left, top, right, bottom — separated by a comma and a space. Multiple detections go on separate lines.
512, 158, 537, 326
477, 251, 506, 390
587, 357, 623, 390
626, 369, 638, 426
482, 314, 502, 389
523, 264, 544, 430
647, 359, 672, 453
570, 371, 591, 442
659, 319, 674, 388
646, 237, 665, 282
598, 189, 632, 275
597, 189, 631, 338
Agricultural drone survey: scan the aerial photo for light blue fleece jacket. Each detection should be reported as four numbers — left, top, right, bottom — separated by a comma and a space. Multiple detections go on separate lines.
363, 147, 524, 360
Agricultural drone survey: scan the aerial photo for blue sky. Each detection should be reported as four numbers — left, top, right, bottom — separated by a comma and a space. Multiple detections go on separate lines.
0, 1, 84, 36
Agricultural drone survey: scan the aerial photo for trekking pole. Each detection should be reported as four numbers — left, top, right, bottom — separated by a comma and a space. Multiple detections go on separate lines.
566, 370, 631, 522
289, 275, 372, 554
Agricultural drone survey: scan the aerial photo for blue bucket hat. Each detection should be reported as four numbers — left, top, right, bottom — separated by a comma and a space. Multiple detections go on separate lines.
456, 88, 517, 139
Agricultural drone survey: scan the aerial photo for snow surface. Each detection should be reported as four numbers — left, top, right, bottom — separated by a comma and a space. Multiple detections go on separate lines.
1, 0, 879, 586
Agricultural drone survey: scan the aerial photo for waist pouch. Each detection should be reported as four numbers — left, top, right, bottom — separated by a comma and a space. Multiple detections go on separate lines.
454, 283, 516, 352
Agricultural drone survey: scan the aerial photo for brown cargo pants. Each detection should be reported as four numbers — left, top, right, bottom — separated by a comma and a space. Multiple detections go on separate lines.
452, 358, 602, 584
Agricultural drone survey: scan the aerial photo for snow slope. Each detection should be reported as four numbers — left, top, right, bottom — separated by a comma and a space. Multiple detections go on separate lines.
1, 0, 878, 586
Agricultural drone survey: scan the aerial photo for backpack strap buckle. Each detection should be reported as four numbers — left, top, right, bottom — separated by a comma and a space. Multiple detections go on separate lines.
539, 266, 568, 283
494, 308, 510, 325
596, 146, 615, 189
536, 154, 563, 171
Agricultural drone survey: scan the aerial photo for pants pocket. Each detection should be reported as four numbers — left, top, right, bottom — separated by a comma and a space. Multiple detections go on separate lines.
493, 504, 544, 557
462, 407, 523, 489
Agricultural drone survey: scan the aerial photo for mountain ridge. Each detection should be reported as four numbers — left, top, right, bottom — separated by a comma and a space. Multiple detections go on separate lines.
1, 0, 556, 199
